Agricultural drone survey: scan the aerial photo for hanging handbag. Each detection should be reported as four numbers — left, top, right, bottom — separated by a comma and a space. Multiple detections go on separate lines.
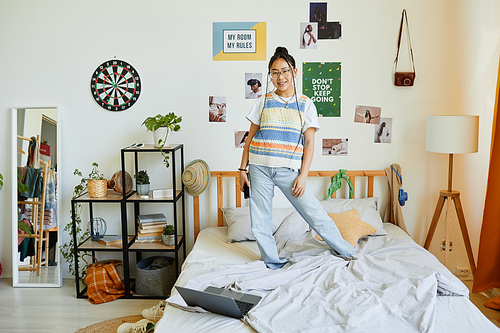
394, 9, 416, 86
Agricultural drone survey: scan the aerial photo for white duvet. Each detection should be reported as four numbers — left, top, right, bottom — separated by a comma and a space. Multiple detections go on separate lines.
166, 229, 470, 333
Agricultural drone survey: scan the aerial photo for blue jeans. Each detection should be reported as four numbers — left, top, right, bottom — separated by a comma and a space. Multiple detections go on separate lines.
249, 164, 357, 269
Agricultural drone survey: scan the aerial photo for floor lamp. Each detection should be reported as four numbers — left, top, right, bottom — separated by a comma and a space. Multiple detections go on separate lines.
424, 115, 479, 276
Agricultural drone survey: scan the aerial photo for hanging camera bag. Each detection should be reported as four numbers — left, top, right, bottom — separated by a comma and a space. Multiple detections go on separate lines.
394, 9, 416, 87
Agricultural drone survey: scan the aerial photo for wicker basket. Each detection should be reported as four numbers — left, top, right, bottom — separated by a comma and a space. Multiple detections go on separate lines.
88, 179, 108, 198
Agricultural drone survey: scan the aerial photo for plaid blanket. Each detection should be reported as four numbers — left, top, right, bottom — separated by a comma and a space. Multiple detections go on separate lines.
85, 259, 127, 304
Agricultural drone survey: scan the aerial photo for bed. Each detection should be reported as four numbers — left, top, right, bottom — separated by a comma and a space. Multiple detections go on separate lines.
155, 170, 499, 333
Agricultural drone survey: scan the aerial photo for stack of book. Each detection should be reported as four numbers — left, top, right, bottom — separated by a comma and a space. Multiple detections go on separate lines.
136, 213, 167, 242
98, 235, 123, 247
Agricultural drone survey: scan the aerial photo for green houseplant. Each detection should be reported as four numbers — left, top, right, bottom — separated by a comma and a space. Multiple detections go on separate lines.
1, 172, 30, 235
17, 172, 31, 235
162, 224, 175, 246
86, 162, 107, 198
60, 163, 104, 282
135, 170, 150, 195
142, 112, 182, 167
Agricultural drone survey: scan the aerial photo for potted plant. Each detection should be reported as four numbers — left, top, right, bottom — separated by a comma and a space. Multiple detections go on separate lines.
61, 168, 91, 283
135, 170, 150, 195
142, 112, 182, 167
86, 162, 107, 198
16, 172, 32, 235
162, 224, 175, 246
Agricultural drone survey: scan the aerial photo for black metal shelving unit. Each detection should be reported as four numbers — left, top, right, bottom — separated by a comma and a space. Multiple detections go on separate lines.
71, 144, 186, 299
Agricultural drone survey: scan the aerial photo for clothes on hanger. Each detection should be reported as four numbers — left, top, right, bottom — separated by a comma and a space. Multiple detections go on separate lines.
20, 167, 42, 199
44, 169, 56, 210
18, 221, 35, 261
25, 207, 53, 230
27, 136, 40, 168
42, 168, 57, 229
17, 167, 29, 214
18, 219, 31, 246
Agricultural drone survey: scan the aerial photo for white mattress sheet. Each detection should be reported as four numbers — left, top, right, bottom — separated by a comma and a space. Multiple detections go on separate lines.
156, 224, 499, 333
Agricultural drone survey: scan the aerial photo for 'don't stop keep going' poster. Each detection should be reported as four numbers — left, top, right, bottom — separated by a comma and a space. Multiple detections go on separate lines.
302, 62, 341, 117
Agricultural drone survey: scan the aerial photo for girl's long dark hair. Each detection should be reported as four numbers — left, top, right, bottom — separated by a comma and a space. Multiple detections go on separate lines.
302, 25, 312, 47
377, 122, 386, 137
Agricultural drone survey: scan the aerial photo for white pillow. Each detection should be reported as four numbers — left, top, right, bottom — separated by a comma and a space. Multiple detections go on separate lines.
320, 198, 387, 236
222, 206, 295, 242
273, 212, 310, 245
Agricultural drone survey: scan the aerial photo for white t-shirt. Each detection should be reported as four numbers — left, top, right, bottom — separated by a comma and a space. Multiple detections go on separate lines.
380, 127, 390, 143
246, 87, 262, 99
246, 92, 320, 133
303, 33, 315, 49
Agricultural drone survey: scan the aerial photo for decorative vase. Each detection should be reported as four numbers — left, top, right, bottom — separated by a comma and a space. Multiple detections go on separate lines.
136, 183, 150, 196
107, 170, 133, 194
153, 127, 170, 148
162, 234, 175, 246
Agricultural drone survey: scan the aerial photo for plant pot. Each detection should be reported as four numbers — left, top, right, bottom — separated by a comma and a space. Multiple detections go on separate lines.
153, 127, 170, 148
136, 183, 150, 196
162, 234, 175, 246
87, 179, 107, 198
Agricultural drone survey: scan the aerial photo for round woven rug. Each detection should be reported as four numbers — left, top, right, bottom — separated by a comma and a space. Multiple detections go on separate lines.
75, 315, 145, 333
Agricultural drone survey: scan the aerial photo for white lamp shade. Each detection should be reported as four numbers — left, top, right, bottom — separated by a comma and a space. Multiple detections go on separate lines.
426, 115, 479, 154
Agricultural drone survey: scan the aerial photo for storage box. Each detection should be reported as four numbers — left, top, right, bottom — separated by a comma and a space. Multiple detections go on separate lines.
152, 188, 173, 198
135, 256, 175, 297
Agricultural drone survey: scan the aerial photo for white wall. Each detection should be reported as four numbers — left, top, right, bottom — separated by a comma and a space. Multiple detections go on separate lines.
0, 0, 498, 279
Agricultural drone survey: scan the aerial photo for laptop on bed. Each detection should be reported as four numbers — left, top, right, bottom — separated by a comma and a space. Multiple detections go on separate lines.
175, 286, 262, 319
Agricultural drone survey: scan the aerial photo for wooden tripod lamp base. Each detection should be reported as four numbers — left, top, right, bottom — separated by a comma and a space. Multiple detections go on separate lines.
423, 189, 476, 276
425, 115, 479, 277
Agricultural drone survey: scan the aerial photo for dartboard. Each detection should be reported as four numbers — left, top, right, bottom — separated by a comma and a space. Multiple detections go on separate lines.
90, 59, 141, 111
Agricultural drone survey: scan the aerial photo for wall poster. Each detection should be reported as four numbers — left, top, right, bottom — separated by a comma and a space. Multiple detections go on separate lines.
213, 22, 267, 61
209, 96, 226, 122
374, 117, 393, 144
245, 73, 263, 99
302, 62, 341, 117
322, 138, 348, 156
309, 3, 342, 39
300, 22, 318, 49
354, 105, 381, 124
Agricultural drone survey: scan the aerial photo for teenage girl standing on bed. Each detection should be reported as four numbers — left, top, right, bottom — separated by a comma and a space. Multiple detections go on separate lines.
238, 46, 357, 270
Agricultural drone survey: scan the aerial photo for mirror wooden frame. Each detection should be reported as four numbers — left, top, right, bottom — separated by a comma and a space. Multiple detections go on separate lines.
11, 107, 62, 287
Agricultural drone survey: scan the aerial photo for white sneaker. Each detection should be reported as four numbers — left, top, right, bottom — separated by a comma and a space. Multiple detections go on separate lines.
117, 319, 155, 333
142, 300, 166, 321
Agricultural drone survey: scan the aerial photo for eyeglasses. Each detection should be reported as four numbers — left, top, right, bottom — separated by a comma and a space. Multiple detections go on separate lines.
270, 68, 291, 79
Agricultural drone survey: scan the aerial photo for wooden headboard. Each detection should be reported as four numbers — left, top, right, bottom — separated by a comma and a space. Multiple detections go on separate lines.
192, 170, 387, 240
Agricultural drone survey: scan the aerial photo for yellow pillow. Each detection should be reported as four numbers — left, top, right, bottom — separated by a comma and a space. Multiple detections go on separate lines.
316, 209, 377, 247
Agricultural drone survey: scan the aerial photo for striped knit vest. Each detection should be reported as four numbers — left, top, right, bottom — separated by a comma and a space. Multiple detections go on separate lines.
249, 92, 307, 170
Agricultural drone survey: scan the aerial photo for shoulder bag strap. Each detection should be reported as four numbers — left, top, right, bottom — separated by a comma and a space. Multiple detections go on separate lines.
394, 9, 416, 73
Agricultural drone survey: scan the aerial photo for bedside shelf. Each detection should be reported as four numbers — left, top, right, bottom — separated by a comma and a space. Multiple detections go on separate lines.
71, 144, 186, 300
78, 236, 134, 250
74, 190, 124, 202
126, 190, 183, 202
129, 236, 184, 251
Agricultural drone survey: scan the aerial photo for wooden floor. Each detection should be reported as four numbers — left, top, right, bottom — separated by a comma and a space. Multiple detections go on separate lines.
0, 278, 159, 333
462, 279, 500, 328
0, 278, 499, 332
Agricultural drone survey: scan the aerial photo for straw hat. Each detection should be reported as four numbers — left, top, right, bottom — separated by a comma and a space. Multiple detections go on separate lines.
182, 159, 210, 196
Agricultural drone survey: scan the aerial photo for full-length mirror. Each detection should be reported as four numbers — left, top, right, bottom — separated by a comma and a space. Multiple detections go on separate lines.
11, 107, 62, 287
